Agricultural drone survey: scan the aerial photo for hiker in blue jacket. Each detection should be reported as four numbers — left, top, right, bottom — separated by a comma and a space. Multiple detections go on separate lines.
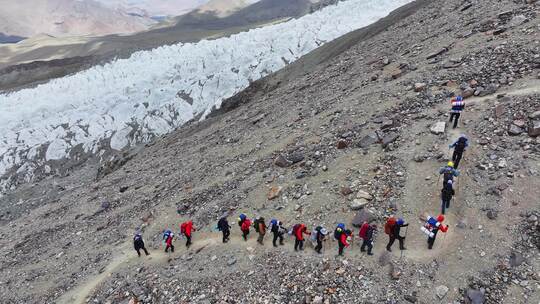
439, 162, 460, 184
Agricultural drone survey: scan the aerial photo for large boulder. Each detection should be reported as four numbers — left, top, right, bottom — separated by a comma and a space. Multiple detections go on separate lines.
529, 110, 540, 119
381, 132, 399, 147
466, 289, 485, 304
356, 190, 373, 200
274, 152, 304, 167
508, 124, 524, 136
351, 209, 376, 227
430, 122, 446, 134
414, 82, 426, 92
357, 133, 379, 148
349, 198, 369, 210
274, 155, 292, 167
528, 121, 540, 137
436, 285, 449, 299
509, 251, 525, 267
288, 152, 305, 164
267, 186, 283, 200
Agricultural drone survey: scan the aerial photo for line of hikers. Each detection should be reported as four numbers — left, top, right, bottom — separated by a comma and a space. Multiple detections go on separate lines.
133, 131, 467, 258
133, 212, 450, 257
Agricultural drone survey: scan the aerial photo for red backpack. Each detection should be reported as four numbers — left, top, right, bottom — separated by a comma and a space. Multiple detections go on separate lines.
384, 217, 396, 235
358, 223, 369, 239
241, 219, 251, 231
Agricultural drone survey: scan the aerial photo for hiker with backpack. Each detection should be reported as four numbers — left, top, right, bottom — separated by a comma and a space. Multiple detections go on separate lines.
441, 180, 455, 215
359, 222, 376, 256
337, 228, 352, 256
133, 232, 150, 257
163, 229, 175, 253
269, 219, 286, 247
334, 223, 348, 256
312, 226, 328, 254
449, 95, 465, 129
439, 162, 460, 184
238, 214, 252, 241
180, 220, 195, 248
292, 223, 310, 251
420, 214, 449, 249
254, 216, 267, 245
217, 216, 231, 243
385, 217, 408, 252
449, 135, 469, 169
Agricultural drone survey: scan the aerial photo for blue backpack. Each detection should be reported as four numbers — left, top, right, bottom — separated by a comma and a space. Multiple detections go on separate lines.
163, 229, 172, 239
334, 223, 345, 240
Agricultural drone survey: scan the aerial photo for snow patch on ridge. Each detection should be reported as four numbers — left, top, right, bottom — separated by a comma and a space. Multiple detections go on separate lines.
0, 0, 413, 193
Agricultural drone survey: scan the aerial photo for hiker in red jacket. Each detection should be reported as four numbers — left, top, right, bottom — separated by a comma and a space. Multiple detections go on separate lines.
338, 229, 352, 256
163, 229, 174, 253
359, 222, 376, 256
180, 220, 196, 248
293, 224, 310, 251
238, 214, 252, 241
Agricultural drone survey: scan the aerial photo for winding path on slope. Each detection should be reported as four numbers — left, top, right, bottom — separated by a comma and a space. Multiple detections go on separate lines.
58, 80, 540, 304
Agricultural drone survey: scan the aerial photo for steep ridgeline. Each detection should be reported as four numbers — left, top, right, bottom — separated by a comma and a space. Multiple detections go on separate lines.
0, 0, 413, 194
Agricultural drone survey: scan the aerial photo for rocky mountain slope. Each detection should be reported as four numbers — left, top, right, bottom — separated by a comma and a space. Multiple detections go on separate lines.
94, 0, 211, 17
0, 0, 539, 303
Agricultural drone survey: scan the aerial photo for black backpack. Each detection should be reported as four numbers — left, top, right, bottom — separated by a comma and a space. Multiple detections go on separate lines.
334, 228, 343, 240
456, 138, 467, 152
217, 218, 228, 231
253, 218, 260, 233
443, 168, 454, 182
271, 222, 279, 233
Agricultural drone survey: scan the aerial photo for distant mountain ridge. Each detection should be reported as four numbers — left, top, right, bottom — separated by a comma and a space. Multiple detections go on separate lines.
0, 33, 25, 44
0, 0, 156, 38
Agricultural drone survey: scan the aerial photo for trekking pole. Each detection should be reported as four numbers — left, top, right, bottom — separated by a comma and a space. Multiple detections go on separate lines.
441, 230, 448, 248
456, 176, 461, 206
400, 226, 408, 260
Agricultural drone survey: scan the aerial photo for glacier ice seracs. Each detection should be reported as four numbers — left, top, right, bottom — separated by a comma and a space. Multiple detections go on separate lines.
0, 0, 413, 193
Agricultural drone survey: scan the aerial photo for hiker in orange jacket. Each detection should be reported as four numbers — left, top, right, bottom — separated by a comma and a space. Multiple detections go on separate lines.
180, 220, 196, 248
254, 217, 267, 245
293, 224, 310, 251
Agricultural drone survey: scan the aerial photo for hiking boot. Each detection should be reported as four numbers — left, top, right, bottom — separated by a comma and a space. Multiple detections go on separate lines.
400, 247, 407, 250
367, 252, 374, 256
360, 249, 366, 252
386, 248, 392, 252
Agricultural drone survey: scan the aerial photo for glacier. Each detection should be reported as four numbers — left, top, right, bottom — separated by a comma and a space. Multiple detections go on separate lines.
0, 0, 413, 193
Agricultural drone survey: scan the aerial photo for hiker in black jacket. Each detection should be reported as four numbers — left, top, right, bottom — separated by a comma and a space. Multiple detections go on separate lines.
217, 216, 231, 243
314, 226, 328, 254
449, 135, 469, 169
270, 219, 286, 247
133, 232, 150, 257
386, 218, 408, 252
441, 180, 455, 215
